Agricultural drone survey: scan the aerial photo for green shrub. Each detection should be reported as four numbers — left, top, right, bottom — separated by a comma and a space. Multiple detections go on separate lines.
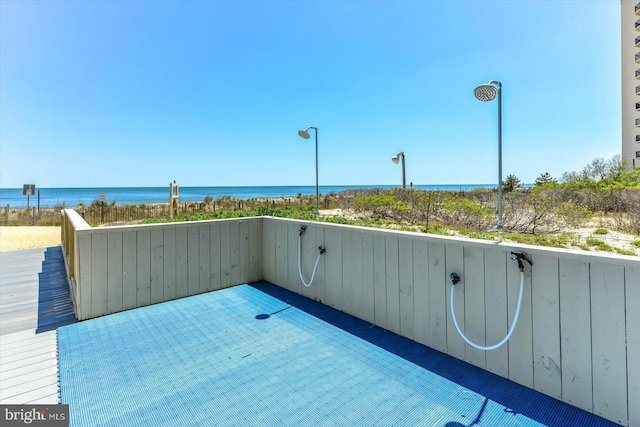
585, 238, 614, 252
352, 191, 409, 218
506, 233, 576, 249
425, 223, 452, 236
442, 195, 492, 228
140, 205, 317, 225
615, 248, 637, 256
127, 184, 638, 255
502, 174, 523, 192
323, 215, 355, 225
502, 191, 590, 234
468, 232, 496, 241
534, 172, 558, 187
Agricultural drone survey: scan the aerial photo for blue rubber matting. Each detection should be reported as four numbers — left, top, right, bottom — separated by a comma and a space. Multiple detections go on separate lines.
58, 282, 618, 427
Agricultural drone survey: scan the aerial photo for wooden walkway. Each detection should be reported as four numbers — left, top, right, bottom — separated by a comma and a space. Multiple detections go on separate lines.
0, 329, 58, 403
0, 246, 75, 404
0, 248, 46, 334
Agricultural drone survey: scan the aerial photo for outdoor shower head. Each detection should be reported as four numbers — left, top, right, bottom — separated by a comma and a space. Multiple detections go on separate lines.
473, 83, 499, 102
391, 156, 399, 164
298, 129, 310, 139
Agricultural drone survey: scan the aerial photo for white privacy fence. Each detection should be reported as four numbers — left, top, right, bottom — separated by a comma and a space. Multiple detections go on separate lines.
61, 209, 262, 320
262, 217, 639, 427
61, 211, 639, 426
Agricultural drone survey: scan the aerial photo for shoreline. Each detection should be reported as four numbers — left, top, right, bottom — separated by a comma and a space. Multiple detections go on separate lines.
4, 196, 317, 210
0, 184, 508, 209
1, 195, 327, 210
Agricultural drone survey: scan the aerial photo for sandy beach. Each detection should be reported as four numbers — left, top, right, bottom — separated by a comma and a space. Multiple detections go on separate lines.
0, 226, 61, 251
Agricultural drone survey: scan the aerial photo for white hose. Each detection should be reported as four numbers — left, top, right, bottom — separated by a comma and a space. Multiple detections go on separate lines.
298, 235, 322, 287
450, 271, 525, 351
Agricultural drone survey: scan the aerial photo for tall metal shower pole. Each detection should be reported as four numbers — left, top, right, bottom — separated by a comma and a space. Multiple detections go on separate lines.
474, 80, 503, 231
496, 82, 502, 230
314, 128, 319, 214
298, 126, 319, 214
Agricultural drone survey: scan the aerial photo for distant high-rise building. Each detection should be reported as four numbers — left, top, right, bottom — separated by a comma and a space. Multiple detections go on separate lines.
621, 0, 640, 168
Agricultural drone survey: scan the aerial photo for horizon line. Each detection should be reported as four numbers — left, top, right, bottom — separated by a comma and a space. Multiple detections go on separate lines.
0, 183, 519, 190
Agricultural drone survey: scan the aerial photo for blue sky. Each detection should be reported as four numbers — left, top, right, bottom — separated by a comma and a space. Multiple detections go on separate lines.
0, 0, 620, 188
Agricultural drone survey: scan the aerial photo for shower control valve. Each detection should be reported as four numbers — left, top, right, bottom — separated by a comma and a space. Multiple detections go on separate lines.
510, 251, 532, 271
299, 226, 307, 236
450, 272, 461, 285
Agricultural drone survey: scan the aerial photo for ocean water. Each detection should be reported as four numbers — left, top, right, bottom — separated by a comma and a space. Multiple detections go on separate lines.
0, 184, 500, 208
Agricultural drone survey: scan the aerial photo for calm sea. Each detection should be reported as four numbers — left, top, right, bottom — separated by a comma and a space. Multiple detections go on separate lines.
0, 185, 500, 208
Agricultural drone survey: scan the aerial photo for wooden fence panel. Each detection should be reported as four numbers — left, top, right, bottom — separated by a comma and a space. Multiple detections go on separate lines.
175, 227, 189, 298
484, 250, 508, 378
198, 225, 211, 293
297, 223, 315, 300
150, 228, 164, 304
361, 232, 375, 325
341, 229, 355, 317
324, 227, 343, 311
373, 234, 387, 330
445, 244, 465, 361
163, 227, 177, 302
293, 225, 307, 299
627, 266, 640, 427
350, 230, 364, 320
427, 241, 446, 353
239, 220, 250, 285
463, 246, 486, 369
249, 219, 262, 283
76, 232, 93, 319
286, 223, 300, 294
229, 221, 240, 287
312, 227, 326, 304
412, 240, 429, 347
399, 237, 414, 340
122, 232, 137, 310
275, 221, 288, 291
136, 230, 151, 308
590, 263, 627, 425
508, 255, 533, 388
384, 235, 401, 335
106, 230, 123, 314
531, 255, 561, 399
90, 232, 108, 317
262, 219, 275, 283
219, 223, 231, 288
209, 222, 221, 291
559, 259, 593, 413
187, 226, 200, 295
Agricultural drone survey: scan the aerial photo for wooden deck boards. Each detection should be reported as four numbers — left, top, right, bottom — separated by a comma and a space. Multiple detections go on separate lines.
0, 248, 45, 335
0, 329, 58, 404
0, 248, 64, 404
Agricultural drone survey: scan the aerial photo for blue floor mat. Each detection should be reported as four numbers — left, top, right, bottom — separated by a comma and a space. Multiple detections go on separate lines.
57, 283, 617, 427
